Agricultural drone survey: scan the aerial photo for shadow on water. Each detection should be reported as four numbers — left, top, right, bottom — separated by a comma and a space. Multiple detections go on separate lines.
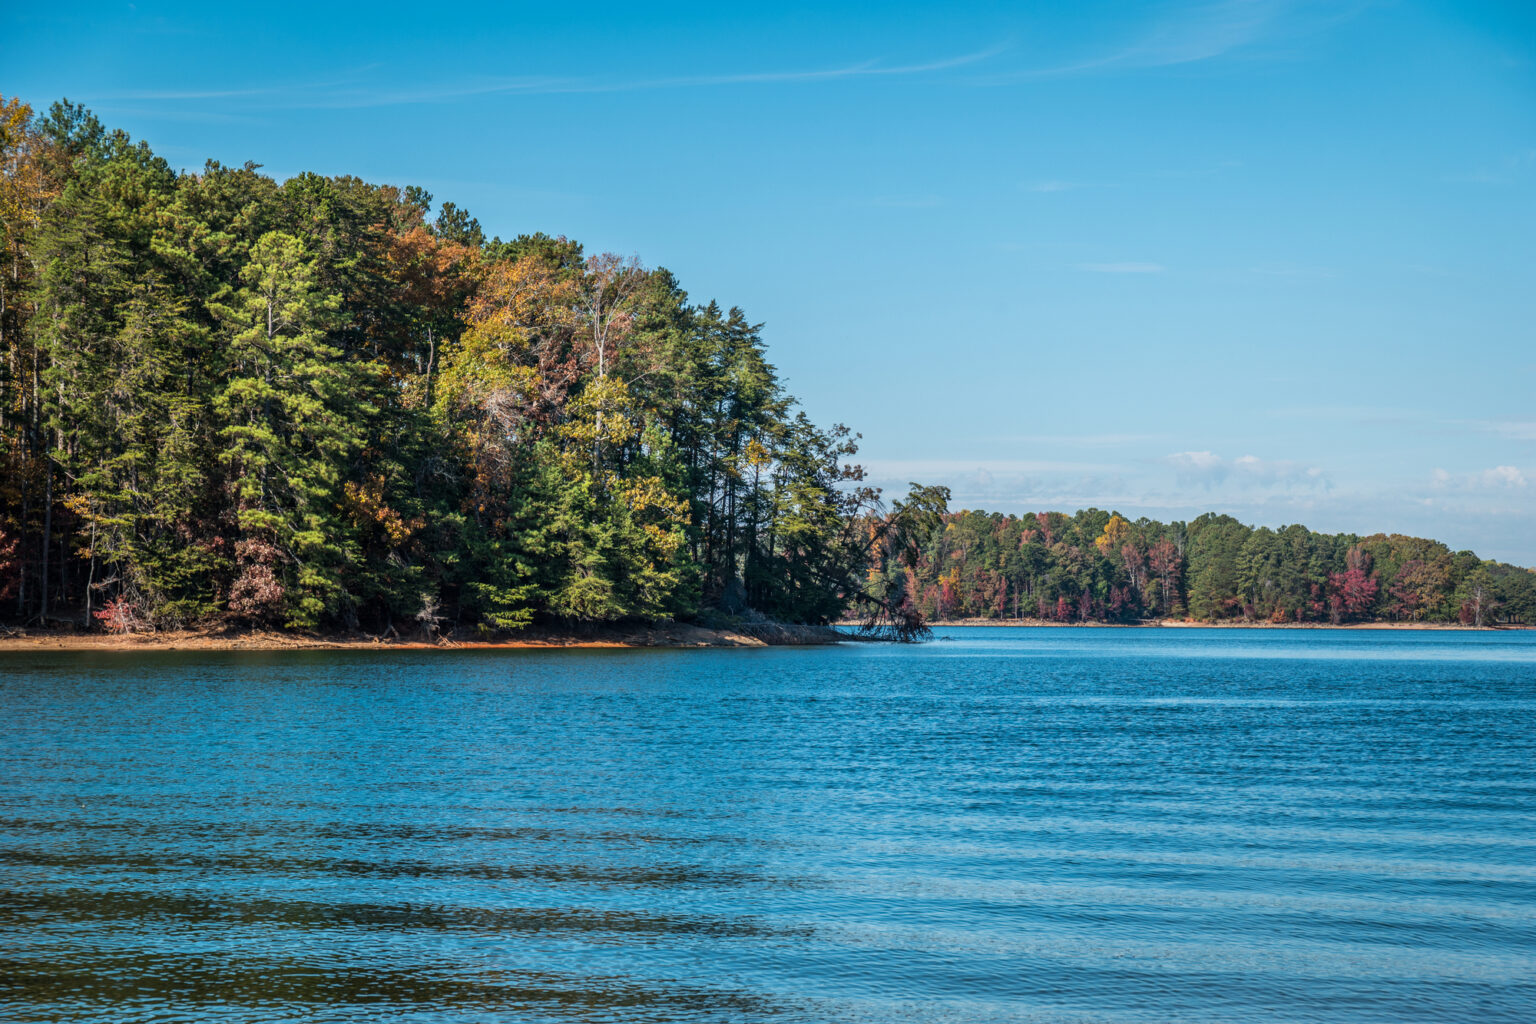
0, 953, 787, 1019
0, 887, 811, 939
0, 846, 796, 888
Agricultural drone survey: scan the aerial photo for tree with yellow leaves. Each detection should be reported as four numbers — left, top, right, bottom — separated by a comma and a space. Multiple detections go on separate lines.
1094, 513, 1132, 556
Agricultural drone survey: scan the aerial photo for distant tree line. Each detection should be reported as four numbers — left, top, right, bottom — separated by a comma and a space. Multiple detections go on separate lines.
864, 509, 1536, 626
0, 95, 942, 636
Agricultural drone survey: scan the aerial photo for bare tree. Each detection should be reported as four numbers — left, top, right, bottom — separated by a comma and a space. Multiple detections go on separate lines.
580, 253, 643, 380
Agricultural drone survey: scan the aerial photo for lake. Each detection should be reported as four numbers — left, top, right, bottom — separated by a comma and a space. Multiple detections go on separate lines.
2, 626, 1534, 1022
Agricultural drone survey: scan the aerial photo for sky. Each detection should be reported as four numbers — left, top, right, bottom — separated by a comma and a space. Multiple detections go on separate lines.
4, 0, 1534, 562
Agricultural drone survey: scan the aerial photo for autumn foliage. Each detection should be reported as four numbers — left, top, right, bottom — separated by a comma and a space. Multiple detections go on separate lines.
0, 95, 915, 635
859, 510, 1535, 626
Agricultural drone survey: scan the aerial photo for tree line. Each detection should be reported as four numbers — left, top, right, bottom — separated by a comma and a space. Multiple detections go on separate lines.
865, 508, 1536, 626
0, 96, 943, 636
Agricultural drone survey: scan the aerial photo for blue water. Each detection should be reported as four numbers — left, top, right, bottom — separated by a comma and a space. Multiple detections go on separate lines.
2, 626, 1534, 1022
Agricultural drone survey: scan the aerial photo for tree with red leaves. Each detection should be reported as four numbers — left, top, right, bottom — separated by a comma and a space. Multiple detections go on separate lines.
1327, 546, 1379, 623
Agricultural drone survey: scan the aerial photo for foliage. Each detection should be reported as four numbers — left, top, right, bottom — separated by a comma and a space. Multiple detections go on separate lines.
864, 510, 1536, 626
0, 96, 924, 635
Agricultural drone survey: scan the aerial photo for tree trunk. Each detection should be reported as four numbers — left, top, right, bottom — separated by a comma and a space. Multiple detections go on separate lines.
15, 488, 27, 616
38, 462, 51, 621
84, 517, 96, 625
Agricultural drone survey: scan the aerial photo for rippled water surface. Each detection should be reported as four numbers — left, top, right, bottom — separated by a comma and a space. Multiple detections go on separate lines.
3, 627, 1535, 1022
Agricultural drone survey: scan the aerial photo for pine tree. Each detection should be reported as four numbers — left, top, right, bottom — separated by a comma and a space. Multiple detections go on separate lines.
211, 231, 373, 627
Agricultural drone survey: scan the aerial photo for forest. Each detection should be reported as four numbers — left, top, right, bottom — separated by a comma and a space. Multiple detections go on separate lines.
868, 509, 1536, 627
1, 95, 1529, 638
0, 95, 942, 637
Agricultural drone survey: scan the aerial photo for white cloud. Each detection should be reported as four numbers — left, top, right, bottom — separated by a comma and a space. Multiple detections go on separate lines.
1169, 450, 1226, 481
1487, 466, 1527, 487
1166, 451, 1328, 490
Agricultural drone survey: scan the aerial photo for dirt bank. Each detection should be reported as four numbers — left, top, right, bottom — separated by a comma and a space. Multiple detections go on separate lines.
0, 621, 848, 652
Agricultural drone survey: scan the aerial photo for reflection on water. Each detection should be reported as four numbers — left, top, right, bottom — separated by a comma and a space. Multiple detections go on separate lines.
2, 627, 1535, 1022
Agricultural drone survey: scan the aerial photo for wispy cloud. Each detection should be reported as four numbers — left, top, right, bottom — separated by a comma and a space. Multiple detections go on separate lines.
987, 0, 1367, 81
864, 458, 1120, 477
659, 45, 1010, 87
1025, 180, 1086, 192
95, 45, 1008, 112
860, 457, 1133, 509
1458, 419, 1536, 442
1117, 0, 1290, 68
106, 87, 275, 101
1263, 403, 1422, 425
87, 105, 266, 126
1432, 466, 1528, 491
993, 433, 1164, 447
1262, 414, 1536, 445
1483, 420, 1536, 441
1076, 262, 1165, 273
866, 471, 1136, 510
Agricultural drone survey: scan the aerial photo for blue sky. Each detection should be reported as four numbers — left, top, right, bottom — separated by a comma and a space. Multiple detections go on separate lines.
5, 0, 1534, 562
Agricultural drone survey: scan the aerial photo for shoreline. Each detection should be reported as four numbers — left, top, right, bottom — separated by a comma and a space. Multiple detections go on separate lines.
0, 621, 847, 652
3, 618, 1526, 652
921, 617, 1528, 631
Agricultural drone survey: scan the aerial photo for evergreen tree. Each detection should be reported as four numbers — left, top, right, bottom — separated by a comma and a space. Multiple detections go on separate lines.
210, 231, 371, 627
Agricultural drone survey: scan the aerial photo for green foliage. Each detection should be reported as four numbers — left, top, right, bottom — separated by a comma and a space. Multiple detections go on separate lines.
1186, 514, 1251, 620
0, 97, 901, 634
209, 230, 373, 627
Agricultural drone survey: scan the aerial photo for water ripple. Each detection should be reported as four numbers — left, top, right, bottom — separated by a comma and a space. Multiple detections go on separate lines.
2, 627, 1534, 1022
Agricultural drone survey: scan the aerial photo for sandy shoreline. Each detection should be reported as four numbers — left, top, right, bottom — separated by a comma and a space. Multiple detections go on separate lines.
0, 621, 847, 652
